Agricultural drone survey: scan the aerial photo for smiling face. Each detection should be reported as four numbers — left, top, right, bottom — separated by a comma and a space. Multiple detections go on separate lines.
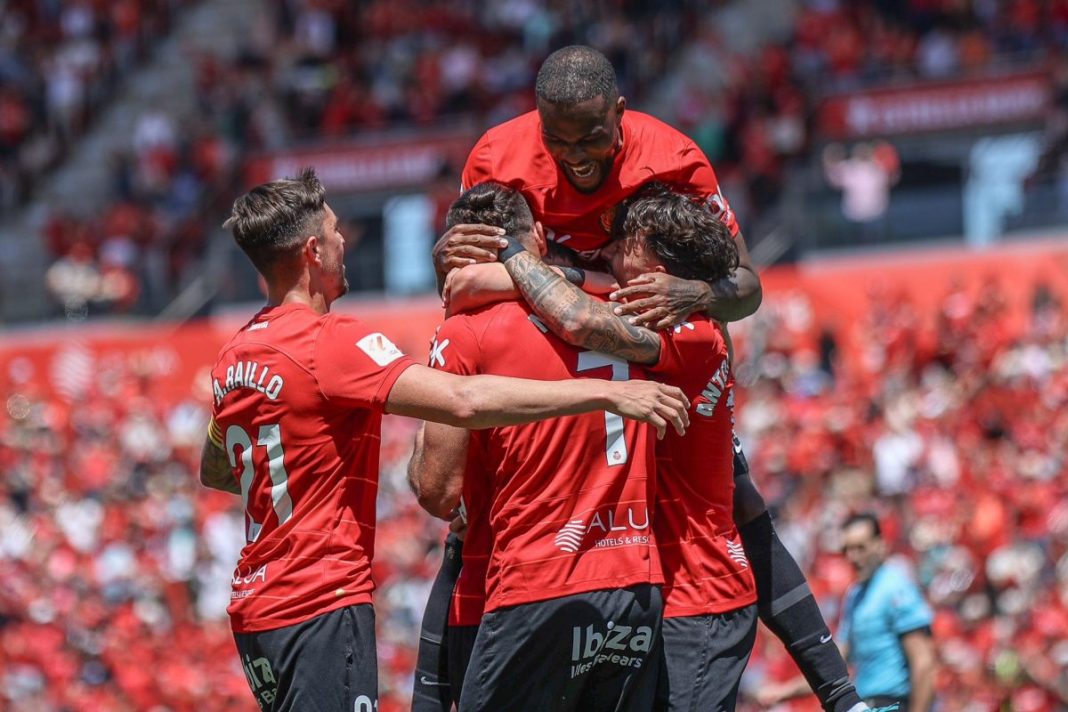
537, 95, 625, 193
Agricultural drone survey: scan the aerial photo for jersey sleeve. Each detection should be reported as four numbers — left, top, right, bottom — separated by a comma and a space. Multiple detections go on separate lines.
674, 142, 740, 238
647, 319, 724, 380
460, 133, 494, 192
315, 314, 418, 410
428, 316, 482, 376
886, 575, 934, 636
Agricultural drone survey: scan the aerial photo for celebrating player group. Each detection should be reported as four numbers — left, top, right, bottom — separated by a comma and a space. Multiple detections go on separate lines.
203, 46, 876, 712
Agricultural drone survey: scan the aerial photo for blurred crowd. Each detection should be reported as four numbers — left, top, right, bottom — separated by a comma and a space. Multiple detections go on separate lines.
732, 277, 1068, 709
35, 0, 1068, 317
0, 0, 189, 211
2, 270, 1066, 710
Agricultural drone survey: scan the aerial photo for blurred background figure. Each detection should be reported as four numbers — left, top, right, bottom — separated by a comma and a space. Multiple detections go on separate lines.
839, 513, 936, 712
822, 142, 900, 242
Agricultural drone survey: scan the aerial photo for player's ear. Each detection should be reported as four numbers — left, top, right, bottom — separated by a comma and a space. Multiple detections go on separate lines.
534, 222, 547, 256
304, 235, 322, 266
616, 96, 626, 117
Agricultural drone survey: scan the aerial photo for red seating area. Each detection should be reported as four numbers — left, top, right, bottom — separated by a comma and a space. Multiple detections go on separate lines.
35, 0, 1068, 317
2, 243, 1066, 709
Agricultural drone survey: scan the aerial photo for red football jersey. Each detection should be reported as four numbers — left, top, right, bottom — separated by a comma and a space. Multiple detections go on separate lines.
210, 303, 417, 633
647, 316, 756, 618
461, 109, 738, 258
431, 301, 662, 615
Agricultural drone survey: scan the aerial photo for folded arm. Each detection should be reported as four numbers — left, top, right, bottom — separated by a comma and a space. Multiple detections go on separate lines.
500, 249, 661, 365
611, 229, 762, 328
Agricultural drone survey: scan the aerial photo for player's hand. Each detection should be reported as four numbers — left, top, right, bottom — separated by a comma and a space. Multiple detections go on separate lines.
441, 268, 459, 310
449, 515, 468, 541
610, 272, 712, 330
607, 381, 689, 440
433, 224, 508, 275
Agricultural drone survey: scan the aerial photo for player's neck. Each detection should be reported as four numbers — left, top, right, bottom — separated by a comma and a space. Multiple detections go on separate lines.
266, 282, 329, 314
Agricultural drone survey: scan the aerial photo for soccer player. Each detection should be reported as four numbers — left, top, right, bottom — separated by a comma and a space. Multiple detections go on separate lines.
497, 184, 756, 709
409, 182, 681, 712
420, 46, 866, 712
199, 169, 690, 711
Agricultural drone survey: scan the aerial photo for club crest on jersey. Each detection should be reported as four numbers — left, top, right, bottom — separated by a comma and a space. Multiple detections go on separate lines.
599, 205, 618, 235
705, 190, 734, 228
356, 332, 404, 367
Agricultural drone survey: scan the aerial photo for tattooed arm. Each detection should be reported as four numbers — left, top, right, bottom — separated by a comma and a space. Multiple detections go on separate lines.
500, 247, 662, 365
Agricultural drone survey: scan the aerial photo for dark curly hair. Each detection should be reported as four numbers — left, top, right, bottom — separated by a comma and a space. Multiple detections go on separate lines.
619, 182, 738, 282
445, 181, 534, 235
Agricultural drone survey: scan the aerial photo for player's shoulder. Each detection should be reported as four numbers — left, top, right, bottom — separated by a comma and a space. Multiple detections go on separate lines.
874, 559, 922, 597
624, 110, 698, 153
663, 313, 724, 344
472, 111, 540, 165
467, 112, 555, 189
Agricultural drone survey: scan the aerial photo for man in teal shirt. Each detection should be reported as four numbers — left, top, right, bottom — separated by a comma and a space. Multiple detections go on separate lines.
839, 513, 937, 711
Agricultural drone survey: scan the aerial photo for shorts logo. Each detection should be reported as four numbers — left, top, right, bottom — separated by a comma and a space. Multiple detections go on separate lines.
726, 538, 749, 568
569, 622, 653, 678
555, 519, 585, 552
357, 332, 404, 367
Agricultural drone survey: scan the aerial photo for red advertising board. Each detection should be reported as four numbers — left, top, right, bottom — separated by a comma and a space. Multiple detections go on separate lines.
819, 70, 1051, 139
2, 239, 1065, 404
244, 130, 477, 193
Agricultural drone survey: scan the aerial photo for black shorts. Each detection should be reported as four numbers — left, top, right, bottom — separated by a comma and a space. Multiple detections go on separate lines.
232, 604, 377, 712
458, 584, 663, 712
412, 534, 465, 711
447, 624, 479, 707
654, 604, 757, 712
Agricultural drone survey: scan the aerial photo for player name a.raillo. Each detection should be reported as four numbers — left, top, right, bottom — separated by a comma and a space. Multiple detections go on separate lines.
213, 360, 285, 404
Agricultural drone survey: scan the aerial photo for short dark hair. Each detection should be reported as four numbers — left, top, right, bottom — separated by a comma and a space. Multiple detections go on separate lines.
446, 181, 533, 236
535, 45, 618, 107
223, 168, 326, 274
843, 512, 882, 539
620, 183, 738, 282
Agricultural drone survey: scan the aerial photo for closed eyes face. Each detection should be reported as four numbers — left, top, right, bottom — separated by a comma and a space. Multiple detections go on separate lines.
538, 95, 624, 194
602, 232, 662, 287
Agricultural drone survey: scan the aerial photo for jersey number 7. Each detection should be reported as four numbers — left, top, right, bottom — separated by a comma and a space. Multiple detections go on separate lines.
576, 351, 630, 466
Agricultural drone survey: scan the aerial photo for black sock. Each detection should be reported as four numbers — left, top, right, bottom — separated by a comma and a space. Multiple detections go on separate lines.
412, 533, 464, 711
739, 512, 863, 712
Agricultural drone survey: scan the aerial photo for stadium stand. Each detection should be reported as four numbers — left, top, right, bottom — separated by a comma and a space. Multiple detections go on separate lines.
1, 241, 1066, 710
1, 0, 1067, 710
22, 0, 1068, 320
